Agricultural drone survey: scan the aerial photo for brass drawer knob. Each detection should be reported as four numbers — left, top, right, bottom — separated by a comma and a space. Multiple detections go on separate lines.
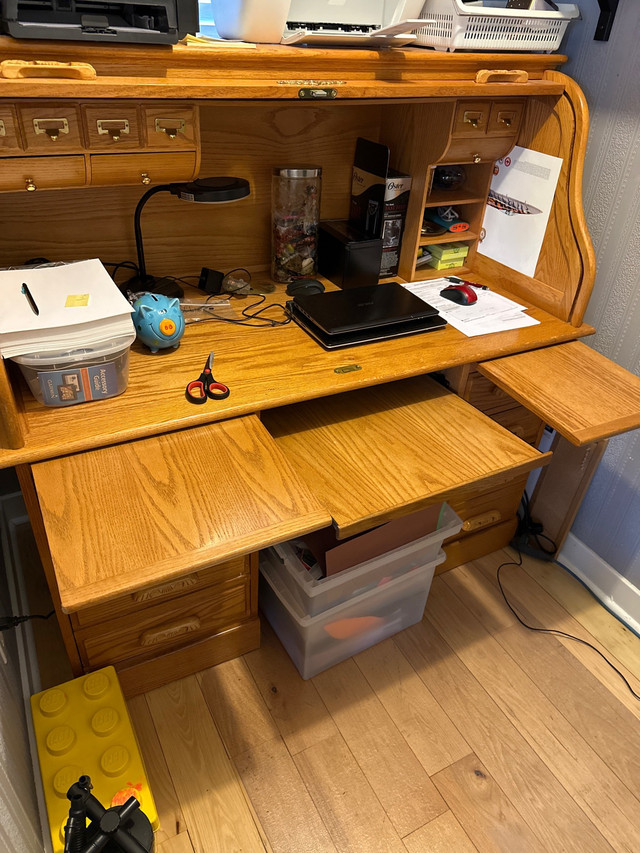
33, 117, 69, 142
463, 111, 482, 129
25, 178, 37, 192
141, 172, 152, 185
472, 153, 481, 164
155, 117, 186, 139
96, 118, 130, 142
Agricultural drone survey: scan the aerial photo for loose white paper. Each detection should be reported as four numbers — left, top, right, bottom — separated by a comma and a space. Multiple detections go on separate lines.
478, 146, 563, 278
401, 278, 539, 338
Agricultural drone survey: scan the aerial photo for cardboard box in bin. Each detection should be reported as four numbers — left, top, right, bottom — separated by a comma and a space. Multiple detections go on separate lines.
304, 503, 447, 577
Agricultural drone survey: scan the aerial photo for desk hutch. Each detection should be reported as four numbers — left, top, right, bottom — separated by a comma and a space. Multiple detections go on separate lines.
1, 39, 639, 695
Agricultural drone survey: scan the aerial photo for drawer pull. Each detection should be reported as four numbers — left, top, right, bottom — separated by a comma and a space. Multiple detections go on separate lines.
140, 616, 201, 646
132, 575, 198, 602
25, 178, 37, 192
0, 121, 5, 137
497, 112, 514, 127
96, 119, 130, 141
463, 111, 482, 129
141, 172, 152, 185
154, 118, 185, 139
472, 153, 482, 164
462, 510, 502, 532
33, 117, 69, 141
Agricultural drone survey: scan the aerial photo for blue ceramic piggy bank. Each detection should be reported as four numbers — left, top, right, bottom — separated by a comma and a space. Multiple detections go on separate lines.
132, 292, 185, 353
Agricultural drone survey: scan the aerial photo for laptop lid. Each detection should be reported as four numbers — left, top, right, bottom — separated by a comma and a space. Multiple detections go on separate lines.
288, 300, 446, 350
291, 282, 440, 336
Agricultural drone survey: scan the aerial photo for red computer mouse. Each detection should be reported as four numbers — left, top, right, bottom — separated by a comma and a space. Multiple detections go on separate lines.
439, 283, 478, 305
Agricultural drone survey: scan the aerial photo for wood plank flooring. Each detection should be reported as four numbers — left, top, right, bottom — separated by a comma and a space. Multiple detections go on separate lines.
127, 548, 640, 853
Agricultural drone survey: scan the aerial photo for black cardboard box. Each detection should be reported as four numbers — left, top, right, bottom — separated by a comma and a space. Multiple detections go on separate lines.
317, 220, 383, 290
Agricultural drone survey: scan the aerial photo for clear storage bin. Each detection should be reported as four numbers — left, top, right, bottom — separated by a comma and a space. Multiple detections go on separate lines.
268, 502, 460, 616
416, 0, 579, 53
259, 550, 444, 680
11, 333, 135, 407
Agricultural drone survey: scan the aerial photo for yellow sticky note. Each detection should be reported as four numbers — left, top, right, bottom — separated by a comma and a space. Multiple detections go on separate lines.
65, 294, 90, 308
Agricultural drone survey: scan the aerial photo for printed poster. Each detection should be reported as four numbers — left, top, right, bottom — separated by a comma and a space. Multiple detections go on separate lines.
478, 146, 563, 278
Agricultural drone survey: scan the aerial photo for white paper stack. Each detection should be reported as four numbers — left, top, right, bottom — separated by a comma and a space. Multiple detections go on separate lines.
401, 278, 539, 338
0, 259, 135, 358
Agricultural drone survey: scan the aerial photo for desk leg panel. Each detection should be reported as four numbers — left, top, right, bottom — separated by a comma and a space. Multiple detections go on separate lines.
16, 464, 83, 674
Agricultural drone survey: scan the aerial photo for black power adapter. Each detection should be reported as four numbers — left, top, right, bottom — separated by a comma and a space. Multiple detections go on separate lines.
198, 267, 224, 295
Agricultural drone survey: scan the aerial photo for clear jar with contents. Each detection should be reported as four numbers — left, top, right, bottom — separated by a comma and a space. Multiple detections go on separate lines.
271, 166, 322, 282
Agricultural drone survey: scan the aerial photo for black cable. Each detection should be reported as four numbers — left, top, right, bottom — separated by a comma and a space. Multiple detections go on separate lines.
497, 494, 640, 701
203, 292, 291, 328
0, 611, 55, 632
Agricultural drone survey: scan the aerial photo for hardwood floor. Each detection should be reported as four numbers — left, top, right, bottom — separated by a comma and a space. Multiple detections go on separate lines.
125, 548, 640, 853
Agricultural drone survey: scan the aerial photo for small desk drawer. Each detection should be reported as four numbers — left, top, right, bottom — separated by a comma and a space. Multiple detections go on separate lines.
72, 556, 248, 628
89, 151, 197, 186
142, 107, 197, 148
488, 406, 545, 447
487, 100, 525, 136
452, 101, 490, 136
463, 369, 518, 413
442, 135, 517, 165
444, 474, 529, 540
0, 155, 86, 192
83, 105, 141, 150
19, 104, 84, 151
0, 107, 23, 152
76, 577, 251, 668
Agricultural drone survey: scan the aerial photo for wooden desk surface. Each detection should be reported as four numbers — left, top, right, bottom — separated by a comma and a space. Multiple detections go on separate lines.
0, 277, 593, 468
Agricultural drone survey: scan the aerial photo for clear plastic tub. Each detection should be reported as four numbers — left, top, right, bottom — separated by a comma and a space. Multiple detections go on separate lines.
259, 550, 444, 679
12, 333, 136, 407
268, 502, 461, 616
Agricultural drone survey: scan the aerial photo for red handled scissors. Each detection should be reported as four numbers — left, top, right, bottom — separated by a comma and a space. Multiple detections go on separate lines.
186, 352, 230, 404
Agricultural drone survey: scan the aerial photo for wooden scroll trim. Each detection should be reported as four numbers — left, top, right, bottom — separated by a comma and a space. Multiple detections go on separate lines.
476, 69, 529, 84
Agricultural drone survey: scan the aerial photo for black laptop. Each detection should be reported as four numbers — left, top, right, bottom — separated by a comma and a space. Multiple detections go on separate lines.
288, 282, 446, 349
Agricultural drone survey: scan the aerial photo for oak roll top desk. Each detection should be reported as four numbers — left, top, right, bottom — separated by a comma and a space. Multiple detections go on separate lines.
1, 39, 639, 695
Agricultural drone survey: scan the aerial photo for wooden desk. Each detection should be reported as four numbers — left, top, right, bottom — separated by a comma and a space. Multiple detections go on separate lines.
1, 41, 639, 693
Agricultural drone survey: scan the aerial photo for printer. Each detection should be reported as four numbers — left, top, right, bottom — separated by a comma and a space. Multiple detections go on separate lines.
0, 0, 199, 44
282, 0, 427, 46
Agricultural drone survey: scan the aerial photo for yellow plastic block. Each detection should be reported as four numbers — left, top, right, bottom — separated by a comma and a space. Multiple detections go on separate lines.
30, 667, 159, 852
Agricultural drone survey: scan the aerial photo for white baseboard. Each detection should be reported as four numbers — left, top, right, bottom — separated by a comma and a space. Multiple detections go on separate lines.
558, 533, 640, 636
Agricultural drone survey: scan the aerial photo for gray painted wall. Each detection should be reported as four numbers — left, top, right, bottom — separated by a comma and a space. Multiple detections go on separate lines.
560, 0, 640, 585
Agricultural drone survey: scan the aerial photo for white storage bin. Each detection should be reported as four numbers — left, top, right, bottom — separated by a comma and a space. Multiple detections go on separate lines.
415, 0, 579, 53
268, 502, 460, 616
259, 550, 443, 679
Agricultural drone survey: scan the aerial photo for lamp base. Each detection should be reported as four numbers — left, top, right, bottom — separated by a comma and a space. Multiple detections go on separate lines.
124, 275, 184, 299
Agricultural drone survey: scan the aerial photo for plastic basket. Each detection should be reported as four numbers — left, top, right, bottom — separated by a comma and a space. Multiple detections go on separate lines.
415, 0, 579, 52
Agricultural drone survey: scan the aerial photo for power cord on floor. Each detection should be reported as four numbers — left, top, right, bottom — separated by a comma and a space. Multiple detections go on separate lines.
498, 494, 640, 702
0, 611, 55, 632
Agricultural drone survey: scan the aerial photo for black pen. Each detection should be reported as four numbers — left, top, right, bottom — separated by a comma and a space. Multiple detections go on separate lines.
444, 276, 489, 290
21, 282, 40, 316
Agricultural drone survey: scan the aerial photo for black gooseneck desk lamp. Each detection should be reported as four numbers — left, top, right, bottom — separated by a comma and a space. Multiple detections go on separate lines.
128, 176, 251, 298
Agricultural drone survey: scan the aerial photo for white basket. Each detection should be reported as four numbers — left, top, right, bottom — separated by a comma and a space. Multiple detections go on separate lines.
415, 0, 579, 52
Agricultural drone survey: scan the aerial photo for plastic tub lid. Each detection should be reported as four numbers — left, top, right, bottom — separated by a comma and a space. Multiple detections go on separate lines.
11, 333, 136, 366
